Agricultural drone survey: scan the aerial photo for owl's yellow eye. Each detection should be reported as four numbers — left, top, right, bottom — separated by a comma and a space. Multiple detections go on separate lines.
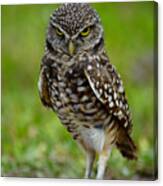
56, 28, 64, 36
80, 27, 91, 37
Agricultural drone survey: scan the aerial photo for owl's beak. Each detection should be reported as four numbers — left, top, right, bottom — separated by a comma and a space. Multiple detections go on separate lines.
68, 40, 75, 55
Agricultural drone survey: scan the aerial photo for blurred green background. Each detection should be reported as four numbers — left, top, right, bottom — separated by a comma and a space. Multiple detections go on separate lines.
1, 2, 157, 180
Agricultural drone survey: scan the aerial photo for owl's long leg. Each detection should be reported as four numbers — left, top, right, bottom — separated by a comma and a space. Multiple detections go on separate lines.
84, 150, 96, 179
96, 148, 112, 179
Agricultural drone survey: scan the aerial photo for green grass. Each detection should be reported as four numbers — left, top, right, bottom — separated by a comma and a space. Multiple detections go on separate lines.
1, 2, 157, 179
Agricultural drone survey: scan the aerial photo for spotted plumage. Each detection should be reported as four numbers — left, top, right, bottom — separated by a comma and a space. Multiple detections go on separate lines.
38, 3, 137, 179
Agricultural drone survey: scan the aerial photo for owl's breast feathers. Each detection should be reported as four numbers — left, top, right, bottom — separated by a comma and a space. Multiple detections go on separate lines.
38, 53, 132, 132
38, 53, 137, 159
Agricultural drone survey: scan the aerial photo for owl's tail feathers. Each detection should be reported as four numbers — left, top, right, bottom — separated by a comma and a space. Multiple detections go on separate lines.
116, 127, 137, 160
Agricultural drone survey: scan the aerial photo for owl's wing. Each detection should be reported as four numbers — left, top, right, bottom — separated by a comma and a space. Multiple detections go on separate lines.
38, 63, 52, 108
84, 56, 132, 131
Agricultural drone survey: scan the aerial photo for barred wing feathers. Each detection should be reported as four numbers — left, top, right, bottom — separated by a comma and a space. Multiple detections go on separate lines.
84, 56, 137, 159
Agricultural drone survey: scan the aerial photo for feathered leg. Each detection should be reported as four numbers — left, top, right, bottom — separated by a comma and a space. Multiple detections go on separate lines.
84, 150, 96, 179
96, 148, 112, 179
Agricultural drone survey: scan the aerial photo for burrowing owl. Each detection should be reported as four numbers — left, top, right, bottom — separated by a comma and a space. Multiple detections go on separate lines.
38, 3, 137, 179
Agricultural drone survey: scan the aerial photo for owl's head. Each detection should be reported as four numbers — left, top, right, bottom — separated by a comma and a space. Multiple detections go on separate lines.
46, 3, 104, 57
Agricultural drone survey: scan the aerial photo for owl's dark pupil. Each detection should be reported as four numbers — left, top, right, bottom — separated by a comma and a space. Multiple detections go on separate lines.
83, 28, 88, 33
56, 28, 63, 36
81, 27, 91, 36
